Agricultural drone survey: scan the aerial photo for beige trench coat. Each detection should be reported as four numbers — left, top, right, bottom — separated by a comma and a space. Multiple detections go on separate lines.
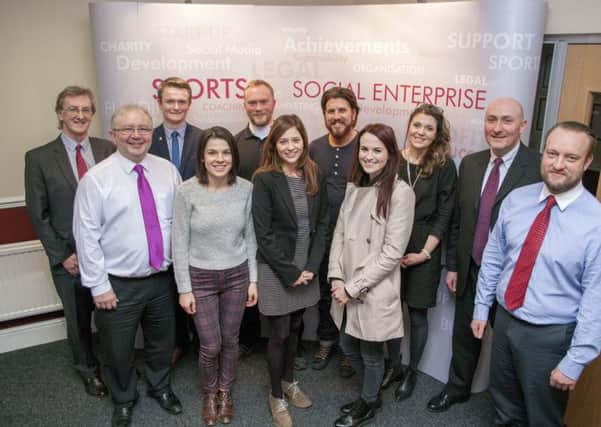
328, 179, 415, 342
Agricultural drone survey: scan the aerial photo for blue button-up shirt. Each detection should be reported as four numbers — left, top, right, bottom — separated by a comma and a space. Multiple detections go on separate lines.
61, 133, 95, 182
474, 181, 601, 380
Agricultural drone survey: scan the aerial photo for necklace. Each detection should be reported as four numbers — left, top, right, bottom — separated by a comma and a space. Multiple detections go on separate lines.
403, 149, 421, 189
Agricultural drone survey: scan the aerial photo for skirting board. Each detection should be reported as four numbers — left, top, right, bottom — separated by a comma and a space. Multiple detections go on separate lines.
0, 318, 67, 354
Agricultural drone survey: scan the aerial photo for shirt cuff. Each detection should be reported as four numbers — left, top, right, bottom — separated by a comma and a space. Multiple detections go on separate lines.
473, 303, 490, 322
89, 280, 113, 297
557, 356, 585, 381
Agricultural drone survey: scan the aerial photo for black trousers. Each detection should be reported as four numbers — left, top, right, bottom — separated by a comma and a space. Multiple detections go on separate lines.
51, 264, 98, 378
316, 251, 339, 343
447, 259, 496, 395
95, 272, 176, 405
491, 307, 574, 427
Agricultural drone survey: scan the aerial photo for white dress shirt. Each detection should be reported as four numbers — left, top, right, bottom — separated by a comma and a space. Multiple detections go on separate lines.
73, 151, 182, 296
480, 141, 520, 194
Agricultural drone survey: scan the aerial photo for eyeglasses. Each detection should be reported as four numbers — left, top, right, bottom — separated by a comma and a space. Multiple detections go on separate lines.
112, 127, 153, 136
63, 106, 93, 115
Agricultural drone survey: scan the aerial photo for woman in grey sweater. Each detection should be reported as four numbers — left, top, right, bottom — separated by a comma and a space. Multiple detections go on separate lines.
172, 126, 258, 426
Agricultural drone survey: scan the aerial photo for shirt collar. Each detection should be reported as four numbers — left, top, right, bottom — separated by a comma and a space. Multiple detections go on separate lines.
490, 141, 520, 166
116, 151, 151, 174
248, 122, 271, 140
539, 182, 584, 211
61, 133, 91, 152
164, 124, 187, 140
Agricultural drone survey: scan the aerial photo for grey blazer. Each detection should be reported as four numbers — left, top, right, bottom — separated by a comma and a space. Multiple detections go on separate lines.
24, 136, 114, 266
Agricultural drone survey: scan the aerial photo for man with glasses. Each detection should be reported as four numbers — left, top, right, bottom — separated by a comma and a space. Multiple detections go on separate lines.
74, 104, 183, 427
25, 85, 114, 399
150, 76, 203, 364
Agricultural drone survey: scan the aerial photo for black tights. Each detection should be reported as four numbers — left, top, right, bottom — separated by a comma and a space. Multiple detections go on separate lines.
266, 309, 304, 398
387, 307, 429, 370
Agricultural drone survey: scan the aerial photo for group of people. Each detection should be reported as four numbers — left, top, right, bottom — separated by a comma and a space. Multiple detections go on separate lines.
24, 77, 601, 427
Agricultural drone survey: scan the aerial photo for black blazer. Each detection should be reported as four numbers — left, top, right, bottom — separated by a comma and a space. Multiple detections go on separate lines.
150, 123, 203, 180
252, 171, 329, 287
24, 136, 115, 266
446, 143, 541, 296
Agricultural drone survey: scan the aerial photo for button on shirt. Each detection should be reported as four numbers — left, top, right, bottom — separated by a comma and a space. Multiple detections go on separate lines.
474, 181, 601, 380
480, 141, 520, 194
164, 125, 186, 166
73, 152, 182, 297
61, 133, 96, 181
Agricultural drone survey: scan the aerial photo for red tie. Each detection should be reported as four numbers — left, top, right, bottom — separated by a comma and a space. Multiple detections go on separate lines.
504, 195, 556, 311
76, 145, 88, 180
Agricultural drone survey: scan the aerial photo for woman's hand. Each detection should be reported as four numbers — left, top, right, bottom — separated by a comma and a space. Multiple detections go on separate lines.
301, 270, 314, 282
246, 282, 258, 307
179, 292, 196, 315
292, 273, 309, 287
400, 252, 428, 268
331, 280, 349, 305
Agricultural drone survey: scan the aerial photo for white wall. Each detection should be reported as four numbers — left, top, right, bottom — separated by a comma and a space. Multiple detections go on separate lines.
1, 0, 600, 199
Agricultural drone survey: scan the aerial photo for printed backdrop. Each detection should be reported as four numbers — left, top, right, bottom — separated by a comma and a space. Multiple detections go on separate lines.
90, 0, 546, 388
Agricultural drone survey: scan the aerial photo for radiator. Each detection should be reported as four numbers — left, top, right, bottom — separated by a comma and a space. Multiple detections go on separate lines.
0, 240, 62, 322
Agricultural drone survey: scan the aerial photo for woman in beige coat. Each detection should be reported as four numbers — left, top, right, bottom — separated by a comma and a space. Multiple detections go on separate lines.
328, 123, 415, 427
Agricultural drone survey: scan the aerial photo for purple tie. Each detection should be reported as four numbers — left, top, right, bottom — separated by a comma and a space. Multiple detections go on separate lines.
472, 157, 503, 265
133, 164, 164, 270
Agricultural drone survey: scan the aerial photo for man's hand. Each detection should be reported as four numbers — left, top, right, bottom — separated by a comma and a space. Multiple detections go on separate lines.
246, 282, 258, 307
471, 319, 487, 339
62, 254, 79, 276
93, 289, 118, 310
446, 271, 458, 293
550, 368, 577, 391
179, 292, 196, 315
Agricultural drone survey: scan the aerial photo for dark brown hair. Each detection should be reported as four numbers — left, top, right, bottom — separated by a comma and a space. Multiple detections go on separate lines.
404, 104, 451, 177
196, 126, 239, 185
255, 114, 319, 196
320, 87, 360, 125
157, 77, 192, 102
350, 123, 400, 219
54, 86, 96, 129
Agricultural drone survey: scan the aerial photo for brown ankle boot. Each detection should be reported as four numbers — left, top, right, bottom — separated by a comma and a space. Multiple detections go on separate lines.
268, 394, 292, 427
202, 392, 218, 426
217, 390, 233, 424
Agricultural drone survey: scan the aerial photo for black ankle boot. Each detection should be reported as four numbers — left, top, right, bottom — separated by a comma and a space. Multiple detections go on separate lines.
381, 361, 403, 389
394, 368, 417, 401
334, 398, 375, 427
340, 396, 381, 415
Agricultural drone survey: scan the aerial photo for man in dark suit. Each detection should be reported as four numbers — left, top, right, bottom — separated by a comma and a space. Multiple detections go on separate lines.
427, 97, 541, 412
24, 86, 114, 397
235, 79, 276, 357
150, 77, 203, 364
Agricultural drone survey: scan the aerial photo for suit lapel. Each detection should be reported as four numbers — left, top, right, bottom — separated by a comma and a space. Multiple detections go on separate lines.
495, 143, 527, 205
470, 151, 490, 216
273, 173, 297, 226
181, 124, 196, 175
154, 125, 171, 160
90, 137, 110, 163
52, 138, 77, 191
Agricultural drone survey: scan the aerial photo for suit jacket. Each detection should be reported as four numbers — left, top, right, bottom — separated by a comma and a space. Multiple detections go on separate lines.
252, 171, 329, 287
150, 123, 203, 180
446, 143, 541, 296
24, 136, 115, 266
328, 180, 414, 341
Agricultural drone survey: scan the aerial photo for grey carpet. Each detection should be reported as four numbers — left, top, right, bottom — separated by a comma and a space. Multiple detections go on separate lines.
0, 340, 494, 426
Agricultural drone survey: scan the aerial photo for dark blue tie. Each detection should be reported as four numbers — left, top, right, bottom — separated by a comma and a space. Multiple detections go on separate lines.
171, 131, 180, 170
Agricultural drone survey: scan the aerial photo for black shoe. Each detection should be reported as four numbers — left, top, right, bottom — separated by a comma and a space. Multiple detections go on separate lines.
84, 374, 108, 397
381, 362, 404, 389
238, 343, 253, 360
426, 390, 469, 412
152, 391, 183, 415
334, 398, 375, 427
340, 396, 382, 415
312, 344, 335, 370
112, 404, 133, 427
394, 368, 416, 401
339, 355, 356, 378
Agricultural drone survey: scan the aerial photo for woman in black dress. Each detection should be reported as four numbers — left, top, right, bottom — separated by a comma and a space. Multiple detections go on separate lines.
252, 114, 329, 427
382, 104, 457, 401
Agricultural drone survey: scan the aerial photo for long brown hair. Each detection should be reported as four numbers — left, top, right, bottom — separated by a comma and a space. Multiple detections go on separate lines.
255, 114, 319, 195
349, 123, 400, 219
404, 104, 451, 177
